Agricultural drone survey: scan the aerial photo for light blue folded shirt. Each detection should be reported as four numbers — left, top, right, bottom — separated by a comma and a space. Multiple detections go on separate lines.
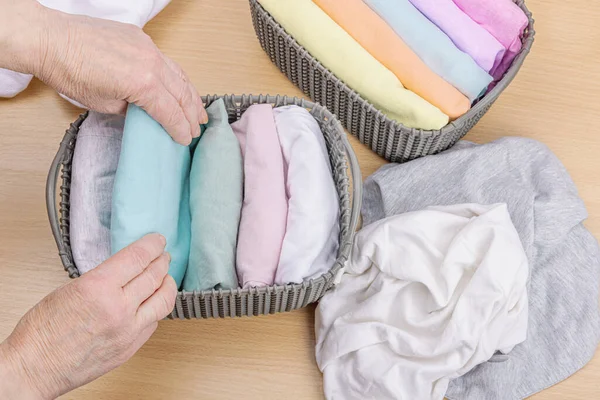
111, 104, 192, 288
182, 99, 242, 291
364, 0, 492, 101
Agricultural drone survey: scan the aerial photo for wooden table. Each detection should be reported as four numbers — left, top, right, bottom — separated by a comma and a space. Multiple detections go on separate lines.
1, 0, 599, 398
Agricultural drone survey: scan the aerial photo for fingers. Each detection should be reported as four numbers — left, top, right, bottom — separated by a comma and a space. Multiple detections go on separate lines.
130, 52, 205, 145
97, 233, 167, 286
161, 54, 207, 130
160, 56, 205, 138
137, 85, 193, 146
136, 274, 178, 327
123, 252, 171, 306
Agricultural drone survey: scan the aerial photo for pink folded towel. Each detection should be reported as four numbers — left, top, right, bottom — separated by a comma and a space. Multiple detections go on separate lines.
452, 0, 528, 80
232, 104, 288, 288
408, 0, 505, 74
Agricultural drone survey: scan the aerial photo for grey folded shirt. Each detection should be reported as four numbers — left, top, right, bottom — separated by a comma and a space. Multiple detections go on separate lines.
362, 137, 600, 400
70, 112, 124, 274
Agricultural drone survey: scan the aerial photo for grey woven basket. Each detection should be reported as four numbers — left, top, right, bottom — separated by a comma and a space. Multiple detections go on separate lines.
46, 94, 362, 319
249, 0, 535, 163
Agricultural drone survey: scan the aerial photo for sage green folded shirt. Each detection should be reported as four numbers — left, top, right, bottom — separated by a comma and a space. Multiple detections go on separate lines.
111, 104, 192, 288
182, 99, 242, 291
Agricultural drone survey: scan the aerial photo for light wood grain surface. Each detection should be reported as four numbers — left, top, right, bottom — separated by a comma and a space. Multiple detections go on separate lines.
0, 0, 599, 398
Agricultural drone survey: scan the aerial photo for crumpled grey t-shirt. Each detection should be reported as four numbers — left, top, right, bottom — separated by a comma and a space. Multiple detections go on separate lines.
362, 137, 600, 400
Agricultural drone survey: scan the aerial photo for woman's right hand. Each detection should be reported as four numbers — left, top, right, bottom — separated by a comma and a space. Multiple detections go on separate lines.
0, 234, 177, 400
0, 0, 206, 146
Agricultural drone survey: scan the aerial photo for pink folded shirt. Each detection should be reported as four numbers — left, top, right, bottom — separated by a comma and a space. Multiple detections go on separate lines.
408, 0, 505, 74
452, 0, 528, 80
232, 104, 288, 288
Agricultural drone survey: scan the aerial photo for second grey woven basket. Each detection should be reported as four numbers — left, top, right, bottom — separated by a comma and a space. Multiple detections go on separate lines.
249, 0, 535, 163
46, 94, 362, 320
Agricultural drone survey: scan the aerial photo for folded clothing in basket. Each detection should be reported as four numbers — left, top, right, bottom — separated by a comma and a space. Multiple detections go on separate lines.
453, 0, 529, 80
111, 104, 192, 288
407, 0, 506, 74
313, 0, 470, 120
274, 105, 339, 285
363, 0, 492, 102
316, 203, 529, 400
183, 99, 242, 292
233, 104, 288, 288
362, 138, 600, 399
258, 0, 450, 130
70, 112, 123, 274
81, 101, 339, 290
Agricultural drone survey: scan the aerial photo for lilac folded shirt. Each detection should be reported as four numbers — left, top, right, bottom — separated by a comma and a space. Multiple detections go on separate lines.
408, 0, 505, 74
453, 0, 528, 80
232, 104, 288, 288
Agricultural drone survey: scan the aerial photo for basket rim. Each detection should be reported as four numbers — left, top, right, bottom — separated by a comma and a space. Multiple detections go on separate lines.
249, 0, 536, 139
46, 94, 362, 302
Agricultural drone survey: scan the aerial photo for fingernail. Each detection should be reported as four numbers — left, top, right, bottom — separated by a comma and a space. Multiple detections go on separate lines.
200, 108, 208, 124
159, 234, 167, 247
163, 252, 171, 262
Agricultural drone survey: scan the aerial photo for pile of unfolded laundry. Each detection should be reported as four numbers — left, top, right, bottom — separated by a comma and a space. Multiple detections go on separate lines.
316, 138, 600, 400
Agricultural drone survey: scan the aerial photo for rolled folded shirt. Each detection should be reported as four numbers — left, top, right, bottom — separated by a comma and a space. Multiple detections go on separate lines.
233, 104, 287, 287
183, 99, 242, 291
259, 0, 449, 130
364, 0, 493, 102
314, 0, 470, 120
452, 0, 529, 80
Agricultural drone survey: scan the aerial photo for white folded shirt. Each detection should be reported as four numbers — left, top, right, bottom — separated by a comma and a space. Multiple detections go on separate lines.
273, 105, 339, 284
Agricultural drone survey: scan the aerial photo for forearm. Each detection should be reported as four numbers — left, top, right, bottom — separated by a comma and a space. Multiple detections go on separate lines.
0, 341, 44, 400
0, 0, 51, 75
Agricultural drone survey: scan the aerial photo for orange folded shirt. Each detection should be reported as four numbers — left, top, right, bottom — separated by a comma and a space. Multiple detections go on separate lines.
313, 0, 470, 120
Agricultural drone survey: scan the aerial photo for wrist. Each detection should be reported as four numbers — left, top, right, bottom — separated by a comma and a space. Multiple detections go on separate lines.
0, 0, 54, 75
0, 341, 45, 400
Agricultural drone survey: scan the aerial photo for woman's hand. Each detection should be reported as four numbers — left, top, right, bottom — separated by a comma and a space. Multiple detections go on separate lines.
0, 0, 205, 145
0, 234, 177, 400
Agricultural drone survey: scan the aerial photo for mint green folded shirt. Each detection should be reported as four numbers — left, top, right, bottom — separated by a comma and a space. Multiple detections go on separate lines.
111, 104, 192, 288
182, 99, 242, 291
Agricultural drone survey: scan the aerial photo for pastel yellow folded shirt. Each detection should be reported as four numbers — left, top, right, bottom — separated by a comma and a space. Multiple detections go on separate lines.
314, 0, 470, 120
258, 0, 449, 130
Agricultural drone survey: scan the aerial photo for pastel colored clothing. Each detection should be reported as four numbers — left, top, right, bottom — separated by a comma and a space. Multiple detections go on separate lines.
408, 0, 506, 74
182, 99, 242, 292
0, 0, 171, 103
314, 0, 470, 120
70, 112, 123, 274
453, 0, 528, 80
317, 203, 528, 400
111, 104, 191, 288
232, 104, 287, 287
363, 0, 493, 101
258, 0, 449, 130
362, 138, 600, 400
273, 106, 339, 285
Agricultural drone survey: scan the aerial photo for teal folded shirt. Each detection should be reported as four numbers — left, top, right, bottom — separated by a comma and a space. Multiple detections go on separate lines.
182, 99, 242, 291
111, 104, 192, 288
364, 0, 492, 101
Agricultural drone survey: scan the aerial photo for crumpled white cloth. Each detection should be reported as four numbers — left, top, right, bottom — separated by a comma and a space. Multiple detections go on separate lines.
315, 203, 529, 400
0, 0, 171, 102
273, 105, 339, 284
